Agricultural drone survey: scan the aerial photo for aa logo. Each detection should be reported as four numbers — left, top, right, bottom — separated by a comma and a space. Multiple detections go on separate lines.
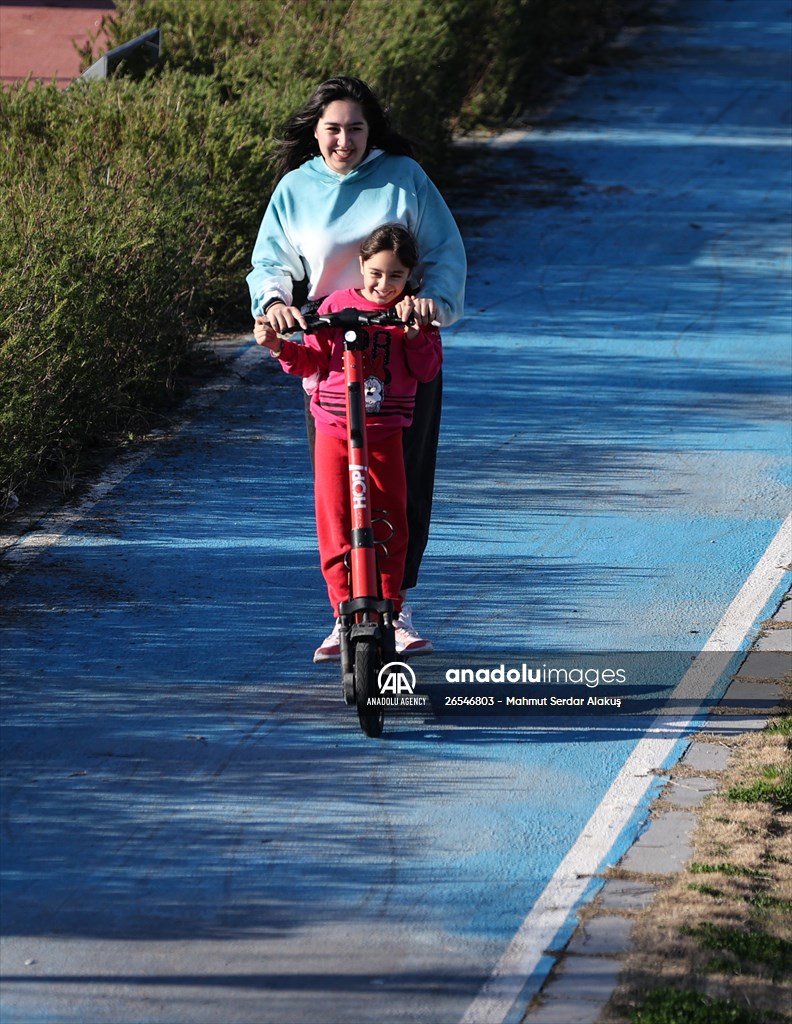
378, 661, 417, 695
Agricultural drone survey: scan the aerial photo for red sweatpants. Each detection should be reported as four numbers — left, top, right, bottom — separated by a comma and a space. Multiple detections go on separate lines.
314, 430, 408, 617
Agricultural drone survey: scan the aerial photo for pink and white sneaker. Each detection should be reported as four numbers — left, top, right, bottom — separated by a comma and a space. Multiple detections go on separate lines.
313, 620, 342, 663
394, 604, 433, 656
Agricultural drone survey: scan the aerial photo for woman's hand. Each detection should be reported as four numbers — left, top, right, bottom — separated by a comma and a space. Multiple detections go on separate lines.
265, 302, 307, 333
411, 296, 439, 326
254, 317, 283, 353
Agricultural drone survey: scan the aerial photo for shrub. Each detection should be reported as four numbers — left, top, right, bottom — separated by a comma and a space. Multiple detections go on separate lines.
0, 72, 263, 494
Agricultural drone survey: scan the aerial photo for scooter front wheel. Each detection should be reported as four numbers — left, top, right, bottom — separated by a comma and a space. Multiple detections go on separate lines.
355, 638, 384, 738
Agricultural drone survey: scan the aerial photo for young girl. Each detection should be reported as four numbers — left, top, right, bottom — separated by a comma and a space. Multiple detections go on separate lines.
254, 224, 442, 663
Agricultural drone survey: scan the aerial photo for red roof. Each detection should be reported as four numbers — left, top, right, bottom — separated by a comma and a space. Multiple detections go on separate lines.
1, 1, 115, 88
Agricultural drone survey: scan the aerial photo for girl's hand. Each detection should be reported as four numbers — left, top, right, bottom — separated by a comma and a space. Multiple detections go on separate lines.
395, 295, 421, 339
254, 317, 283, 352
266, 302, 307, 333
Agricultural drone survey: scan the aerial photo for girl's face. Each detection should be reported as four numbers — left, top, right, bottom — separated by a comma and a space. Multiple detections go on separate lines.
314, 99, 370, 175
359, 249, 411, 305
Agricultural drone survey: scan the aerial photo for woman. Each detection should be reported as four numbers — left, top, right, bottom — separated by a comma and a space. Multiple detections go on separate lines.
247, 76, 466, 659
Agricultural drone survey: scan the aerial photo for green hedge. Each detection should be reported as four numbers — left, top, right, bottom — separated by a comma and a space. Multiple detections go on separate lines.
1, 0, 627, 504
0, 72, 270, 495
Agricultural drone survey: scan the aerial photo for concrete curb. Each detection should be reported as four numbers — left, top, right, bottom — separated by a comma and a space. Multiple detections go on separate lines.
523, 591, 791, 1023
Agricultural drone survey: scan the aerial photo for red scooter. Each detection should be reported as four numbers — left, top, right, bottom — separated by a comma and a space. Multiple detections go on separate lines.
289, 307, 410, 737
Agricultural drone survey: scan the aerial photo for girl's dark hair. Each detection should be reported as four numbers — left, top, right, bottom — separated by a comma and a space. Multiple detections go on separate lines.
359, 223, 418, 271
274, 76, 414, 182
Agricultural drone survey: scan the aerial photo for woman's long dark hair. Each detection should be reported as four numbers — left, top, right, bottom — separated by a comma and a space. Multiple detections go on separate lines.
274, 76, 414, 182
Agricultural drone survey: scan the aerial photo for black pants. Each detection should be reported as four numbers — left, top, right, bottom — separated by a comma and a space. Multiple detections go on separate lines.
303, 370, 442, 592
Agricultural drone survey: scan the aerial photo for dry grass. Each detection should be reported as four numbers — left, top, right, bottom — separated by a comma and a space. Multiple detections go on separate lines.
600, 672, 791, 1024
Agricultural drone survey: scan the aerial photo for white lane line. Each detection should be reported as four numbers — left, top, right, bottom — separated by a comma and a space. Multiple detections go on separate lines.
460, 511, 792, 1024
0, 344, 261, 588
704, 513, 792, 650
0, 445, 153, 585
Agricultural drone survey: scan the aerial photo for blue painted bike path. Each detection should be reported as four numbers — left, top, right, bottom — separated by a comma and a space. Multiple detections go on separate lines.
1, 2, 790, 1023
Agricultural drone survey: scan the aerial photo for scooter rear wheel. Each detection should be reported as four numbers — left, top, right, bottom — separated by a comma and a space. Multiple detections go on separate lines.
355, 638, 384, 738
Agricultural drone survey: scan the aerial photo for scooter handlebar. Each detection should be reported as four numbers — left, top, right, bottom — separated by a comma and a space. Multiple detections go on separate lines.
281, 306, 412, 335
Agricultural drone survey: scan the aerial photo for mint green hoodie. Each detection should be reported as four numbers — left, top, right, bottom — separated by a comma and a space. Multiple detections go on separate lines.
247, 150, 466, 326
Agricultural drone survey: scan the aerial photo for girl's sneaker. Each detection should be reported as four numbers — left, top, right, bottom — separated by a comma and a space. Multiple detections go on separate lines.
314, 620, 342, 663
394, 604, 433, 655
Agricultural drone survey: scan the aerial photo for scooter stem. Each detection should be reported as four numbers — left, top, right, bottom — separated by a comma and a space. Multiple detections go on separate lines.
343, 329, 379, 603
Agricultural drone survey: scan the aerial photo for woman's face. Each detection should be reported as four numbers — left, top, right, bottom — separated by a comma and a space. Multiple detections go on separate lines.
314, 99, 370, 175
